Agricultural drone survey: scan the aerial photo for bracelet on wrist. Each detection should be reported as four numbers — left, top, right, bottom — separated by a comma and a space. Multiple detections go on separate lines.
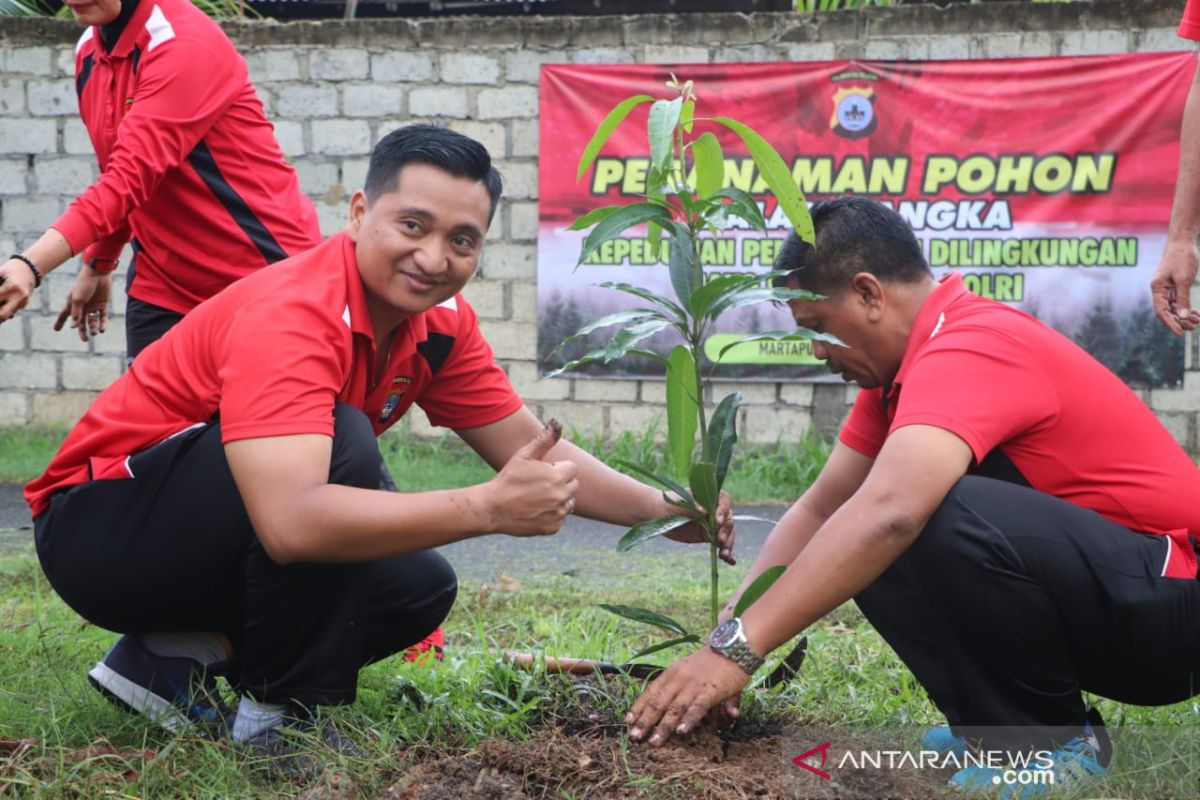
8, 254, 42, 289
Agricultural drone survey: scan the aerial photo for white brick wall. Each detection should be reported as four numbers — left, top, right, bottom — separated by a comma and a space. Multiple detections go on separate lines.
0, 9, 1192, 451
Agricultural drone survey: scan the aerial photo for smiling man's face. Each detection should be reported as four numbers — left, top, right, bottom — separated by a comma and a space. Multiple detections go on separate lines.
348, 162, 493, 332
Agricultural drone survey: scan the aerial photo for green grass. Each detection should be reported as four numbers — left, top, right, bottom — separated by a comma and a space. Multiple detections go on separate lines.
0, 421, 828, 506
0, 549, 1196, 797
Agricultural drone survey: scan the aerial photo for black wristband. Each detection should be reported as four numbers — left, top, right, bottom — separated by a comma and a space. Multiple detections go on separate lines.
9, 254, 42, 289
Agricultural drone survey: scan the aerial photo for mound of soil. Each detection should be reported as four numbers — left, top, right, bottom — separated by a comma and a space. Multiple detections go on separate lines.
392, 725, 951, 799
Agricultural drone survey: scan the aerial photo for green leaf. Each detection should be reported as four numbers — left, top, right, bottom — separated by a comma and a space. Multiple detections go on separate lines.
598, 604, 690, 636
666, 346, 699, 482
632, 634, 702, 661
597, 281, 687, 324
545, 345, 667, 378
688, 461, 718, 517
649, 97, 684, 174
708, 286, 820, 321
713, 187, 766, 231
692, 132, 724, 199
555, 308, 667, 353
688, 273, 766, 320
576, 95, 655, 183
616, 514, 693, 551
679, 100, 695, 134
706, 391, 741, 490
733, 565, 787, 617
578, 203, 674, 267
646, 188, 665, 257
612, 459, 695, 506
717, 329, 845, 360
668, 223, 698, 310
567, 204, 624, 232
711, 116, 813, 243
603, 318, 672, 363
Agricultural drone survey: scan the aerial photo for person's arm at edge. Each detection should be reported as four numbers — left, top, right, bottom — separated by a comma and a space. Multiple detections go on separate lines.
455, 406, 736, 560
1152, 64, 1200, 335
717, 440, 874, 622
224, 421, 578, 564
626, 424, 973, 745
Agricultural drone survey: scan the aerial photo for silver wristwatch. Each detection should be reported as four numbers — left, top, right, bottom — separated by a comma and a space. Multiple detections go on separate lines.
707, 617, 765, 675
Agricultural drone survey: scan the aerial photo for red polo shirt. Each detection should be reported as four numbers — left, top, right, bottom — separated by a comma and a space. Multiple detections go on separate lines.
840, 274, 1200, 577
26, 233, 523, 518
54, 0, 320, 313
1181, 0, 1200, 41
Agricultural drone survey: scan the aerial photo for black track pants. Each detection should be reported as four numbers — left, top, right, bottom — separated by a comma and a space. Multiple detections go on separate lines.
35, 403, 458, 706
856, 476, 1200, 751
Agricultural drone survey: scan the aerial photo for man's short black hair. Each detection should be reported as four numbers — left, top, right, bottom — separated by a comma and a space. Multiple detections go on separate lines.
364, 124, 503, 220
772, 196, 932, 295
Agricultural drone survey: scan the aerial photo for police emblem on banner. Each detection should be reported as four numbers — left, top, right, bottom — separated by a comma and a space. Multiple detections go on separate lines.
831, 86, 877, 139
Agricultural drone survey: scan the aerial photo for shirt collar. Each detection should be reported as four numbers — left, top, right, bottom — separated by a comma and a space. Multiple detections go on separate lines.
104, 0, 153, 59
339, 233, 428, 351
891, 272, 969, 390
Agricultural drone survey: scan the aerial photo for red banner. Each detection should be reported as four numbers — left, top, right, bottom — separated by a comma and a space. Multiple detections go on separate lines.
537, 56, 1193, 385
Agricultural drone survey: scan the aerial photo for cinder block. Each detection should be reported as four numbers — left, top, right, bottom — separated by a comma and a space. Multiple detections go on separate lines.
501, 161, 537, 200
31, 320, 88, 353
604, 402, 665, 441
0, 392, 26, 425
510, 201, 538, 241
7, 47, 53, 76
510, 119, 539, 158
31, 390, 94, 425
91, 322, 129, 355
455, 121, 507, 160
478, 319, 538, 360
0, 78, 26, 116
537, 399, 606, 438
311, 119, 372, 156
504, 50, 567, 84
291, 159, 339, 196
711, 381, 776, 406
742, 405, 814, 446
61, 354, 122, 390
243, 49, 302, 82
461, 278, 505, 319
477, 86, 539, 121
713, 45, 786, 63
315, 199, 349, 237
862, 39, 906, 61
0, 119, 57, 154
63, 118, 93, 155
343, 84, 404, 118
33, 157, 95, 195
641, 45, 710, 65
272, 120, 305, 157
310, 49, 370, 81
341, 158, 369, 193
785, 42, 837, 62
0, 352, 56, 389
928, 36, 970, 60
479, 242, 535, 281
1148, 371, 1200, 412
506, 360, 570, 401
0, 159, 29, 196
575, 377, 638, 403
372, 51, 436, 83
779, 383, 815, 407
1155, 411, 1193, 452
1060, 29, 1131, 56
2, 197, 62, 233
571, 48, 635, 65
27, 79, 76, 116
409, 86, 469, 119
55, 46, 75, 78
276, 85, 339, 118
0, 316, 25, 351
440, 53, 501, 85
1138, 28, 1193, 52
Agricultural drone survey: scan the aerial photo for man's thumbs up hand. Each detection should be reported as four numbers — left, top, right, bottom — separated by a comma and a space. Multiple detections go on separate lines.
488, 419, 579, 536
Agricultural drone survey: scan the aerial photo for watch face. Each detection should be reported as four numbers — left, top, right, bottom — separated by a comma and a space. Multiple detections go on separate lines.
709, 619, 741, 649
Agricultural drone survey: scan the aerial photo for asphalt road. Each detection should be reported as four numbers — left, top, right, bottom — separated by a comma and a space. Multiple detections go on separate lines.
0, 483, 786, 584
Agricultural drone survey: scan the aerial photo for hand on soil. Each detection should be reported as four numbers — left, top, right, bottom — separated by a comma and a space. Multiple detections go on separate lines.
625, 647, 748, 747
664, 490, 736, 564
490, 419, 579, 536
